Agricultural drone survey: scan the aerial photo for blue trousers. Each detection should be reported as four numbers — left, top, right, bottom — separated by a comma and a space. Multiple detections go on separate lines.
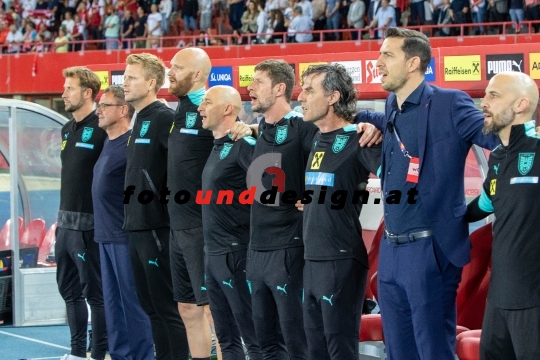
377, 235, 462, 360
100, 242, 154, 360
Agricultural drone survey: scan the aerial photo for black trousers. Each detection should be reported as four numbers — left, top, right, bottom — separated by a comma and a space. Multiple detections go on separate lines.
303, 259, 368, 360
480, 302, 540, 360
205, 249, 263, 360
55, 228, 107, 359
246, 247, 307, 360
129, 228, 189, 360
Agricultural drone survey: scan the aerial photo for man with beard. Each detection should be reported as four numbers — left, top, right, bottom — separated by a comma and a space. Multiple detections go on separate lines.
122, 53, 189, 360
466, 72, 540, 360
57, 67, 108, 360
167, 47, 252, 360
355, 28, 501, 360
166, 47, 217, 360
245, 59, 311, 360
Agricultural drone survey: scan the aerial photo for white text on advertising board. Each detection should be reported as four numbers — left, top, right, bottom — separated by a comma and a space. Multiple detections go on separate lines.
365, 60, 381, 84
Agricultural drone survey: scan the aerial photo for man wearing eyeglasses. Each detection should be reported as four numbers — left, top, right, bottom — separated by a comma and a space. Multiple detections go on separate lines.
92, 85, 154, 360
57, 67, 108, 360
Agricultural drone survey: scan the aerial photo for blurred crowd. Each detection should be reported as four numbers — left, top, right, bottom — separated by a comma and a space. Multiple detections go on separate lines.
0, 0, 539, 53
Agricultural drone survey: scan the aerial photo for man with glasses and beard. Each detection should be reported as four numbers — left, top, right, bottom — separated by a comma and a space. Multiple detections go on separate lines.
57, 67, 108, 360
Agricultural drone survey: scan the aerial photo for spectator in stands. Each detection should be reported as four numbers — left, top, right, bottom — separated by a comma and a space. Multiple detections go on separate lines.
298, 0, 313, 19
311, 0, 326, 35
103, 4, 120, 49
410, 0, 426, 25
487, 0, 508, 33
509, 0, 526, 32
367, 0, 380, 23
347, 0, 365, 39
366, 0, 395, 38
133, 6, 147, 48
88, 6, 101, 46
288, 5, 313, 42
121, 9, 134, 48
70, 13, 84, 50
49, 0, 65, 31
284, 0, 295, 21
266, 8, 286, 41
471, 0, 486, 34
21, 20, 36, 52
21, 0, 35, 16
195, 30, 210, 45
61, 11, 76, 35
265, 0, 288, 11
183, 0, 198, 30
437, 0, 452, 35
5, 6, 17, 27
229, 0, 246, 31
18, 18, 27, 35
240, 0, 259, 38
54, 26, 69, 52
431, 0, 445, 26
256, 1, 269, 42
0, 21, 9, 48
526, 0, 540, 32
200, 0, 213, 31
159, 0, 171, 34
4, 23, 22, 53
326, 0, 341, 40
30, 33, 45, 51
37, 22, 51, 41
450, 0, 470, 29
146, 3, 161, 48
35, 0, 48, 10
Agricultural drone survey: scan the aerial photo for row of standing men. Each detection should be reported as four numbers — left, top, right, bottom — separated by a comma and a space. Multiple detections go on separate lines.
56, 27, 540, 360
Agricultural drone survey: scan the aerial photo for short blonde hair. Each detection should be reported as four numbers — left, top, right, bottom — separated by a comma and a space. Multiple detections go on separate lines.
126, 53, 166, 93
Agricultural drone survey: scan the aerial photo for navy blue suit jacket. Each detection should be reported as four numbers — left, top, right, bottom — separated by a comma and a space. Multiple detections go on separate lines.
356, 85, 499, 267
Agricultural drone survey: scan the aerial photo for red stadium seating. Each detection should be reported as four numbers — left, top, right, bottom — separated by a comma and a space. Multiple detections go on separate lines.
20, 219, 46, 249
0, 217, 24, 251
456, 331, 482, 360
38, 222, 57, 263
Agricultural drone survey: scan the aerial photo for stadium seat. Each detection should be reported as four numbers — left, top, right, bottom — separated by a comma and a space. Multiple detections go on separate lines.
38, 222, 57, 263
364, 219, 384, 299
20, 219, 46, 249
0, 217, 24, 251
456, 330, 482, 360
457, 223, 493, 330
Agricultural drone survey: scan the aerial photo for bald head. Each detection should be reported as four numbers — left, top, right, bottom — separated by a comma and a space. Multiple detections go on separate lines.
199, 85, 242, 136
481, 72, 539, 140
212, 85, 242, 116
175, 47, 212, 79
168, 47, 212, 98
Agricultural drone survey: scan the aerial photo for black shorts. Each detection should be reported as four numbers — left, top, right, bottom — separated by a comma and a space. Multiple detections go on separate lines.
170, 227, 208, 305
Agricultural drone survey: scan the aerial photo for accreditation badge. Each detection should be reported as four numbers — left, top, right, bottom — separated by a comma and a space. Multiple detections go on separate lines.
406, 157, 420, 183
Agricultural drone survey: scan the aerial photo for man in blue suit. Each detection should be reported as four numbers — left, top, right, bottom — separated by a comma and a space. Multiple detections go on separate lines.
356, 27, 500, 359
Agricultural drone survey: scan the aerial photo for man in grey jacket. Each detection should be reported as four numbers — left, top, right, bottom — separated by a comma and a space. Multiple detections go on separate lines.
348, 0, 366, 39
